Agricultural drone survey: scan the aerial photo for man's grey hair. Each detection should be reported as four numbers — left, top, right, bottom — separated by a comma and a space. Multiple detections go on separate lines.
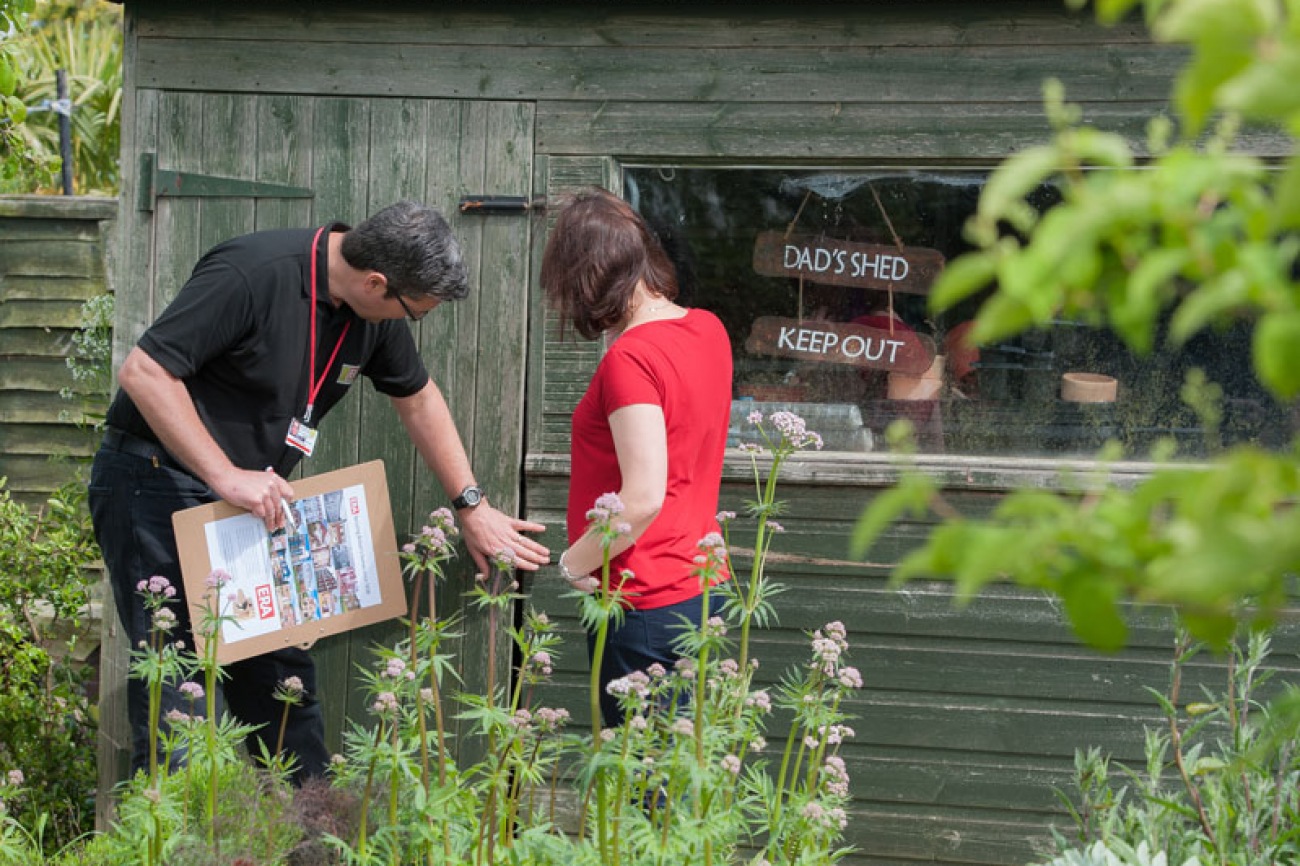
340, 201, 470, 301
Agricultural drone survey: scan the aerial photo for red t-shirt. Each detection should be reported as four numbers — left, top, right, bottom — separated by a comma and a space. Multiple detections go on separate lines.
568, 308, 734, 610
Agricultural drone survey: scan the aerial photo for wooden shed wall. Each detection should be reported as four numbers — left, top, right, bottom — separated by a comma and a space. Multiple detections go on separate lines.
119, 3, 1299, 864
0, 196, 115, 508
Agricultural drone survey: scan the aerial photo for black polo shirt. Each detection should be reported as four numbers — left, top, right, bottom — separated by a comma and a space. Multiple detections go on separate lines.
105, 224, 430, 476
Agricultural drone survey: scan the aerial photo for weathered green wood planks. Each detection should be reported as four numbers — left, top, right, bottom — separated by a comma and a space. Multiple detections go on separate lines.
108, 85, 536, 776
0, 196, 115, 505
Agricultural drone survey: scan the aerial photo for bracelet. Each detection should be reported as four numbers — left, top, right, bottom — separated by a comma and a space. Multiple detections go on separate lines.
558, 550, 585, 583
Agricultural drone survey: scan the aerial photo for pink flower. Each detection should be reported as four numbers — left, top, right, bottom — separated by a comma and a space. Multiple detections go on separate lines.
534, 707, 570, 731
6, 770, 23, 787
721, 754, 741, 775
178, 681, 205, 701
205, 570, 233, 589
371, 691, 399, 715
746, 690, 772, 713
594, 492, 625, 514
153, 608, 178, 632
529, 651, 553, 676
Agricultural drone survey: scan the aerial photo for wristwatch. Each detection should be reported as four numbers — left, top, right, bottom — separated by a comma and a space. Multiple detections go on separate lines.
452, 484, 484, 510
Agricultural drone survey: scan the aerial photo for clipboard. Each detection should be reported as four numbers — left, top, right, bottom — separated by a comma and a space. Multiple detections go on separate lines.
172, 460, 407, 664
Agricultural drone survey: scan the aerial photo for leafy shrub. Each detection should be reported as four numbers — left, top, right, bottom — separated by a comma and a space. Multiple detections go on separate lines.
1037, 840, 1201, 866
1042, 633, 1299, 866
0, 411, 857, 865
5, 0, 122, 195
0, 477, 101, 851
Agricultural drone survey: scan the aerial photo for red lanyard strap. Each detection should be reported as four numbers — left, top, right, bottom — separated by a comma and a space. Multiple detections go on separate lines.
305, 227, 351, 424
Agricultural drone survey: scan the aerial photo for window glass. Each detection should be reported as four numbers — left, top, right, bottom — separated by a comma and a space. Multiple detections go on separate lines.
624, 166, 1290, 459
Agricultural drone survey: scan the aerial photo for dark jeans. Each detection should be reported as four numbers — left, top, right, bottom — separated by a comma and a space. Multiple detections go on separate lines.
88, 441, 328, 783
587, 591, 725, 728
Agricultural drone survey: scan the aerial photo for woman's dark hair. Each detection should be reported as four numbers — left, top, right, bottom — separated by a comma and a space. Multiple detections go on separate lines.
540, 188, 678, 340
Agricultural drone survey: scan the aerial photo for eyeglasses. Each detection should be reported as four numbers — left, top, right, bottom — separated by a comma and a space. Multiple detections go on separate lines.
395, 294, 432, 322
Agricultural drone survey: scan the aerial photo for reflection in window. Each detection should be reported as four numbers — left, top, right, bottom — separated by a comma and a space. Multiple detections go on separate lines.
624, 166, 1290, 459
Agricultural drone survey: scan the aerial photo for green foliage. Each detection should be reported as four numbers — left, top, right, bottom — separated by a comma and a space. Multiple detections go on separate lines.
3, 0, 121, 194
1035, 840, 1201, 866
1042, 633, 1299, 866
3, 411, 857, 864
0, 0, 55, 190
0, 477, 101, 853
856, 0, 1300, 649
59, 292, 114, 429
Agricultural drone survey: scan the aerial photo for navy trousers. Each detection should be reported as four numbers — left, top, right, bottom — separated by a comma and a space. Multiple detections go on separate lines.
587, 591, 725, 728
89, 442, 328, 783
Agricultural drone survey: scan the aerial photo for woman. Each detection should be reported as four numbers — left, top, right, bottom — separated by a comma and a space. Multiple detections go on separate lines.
540, 188, 733, 727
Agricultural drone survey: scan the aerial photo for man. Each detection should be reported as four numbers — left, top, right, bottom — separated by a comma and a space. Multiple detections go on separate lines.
89, 201, 549, 782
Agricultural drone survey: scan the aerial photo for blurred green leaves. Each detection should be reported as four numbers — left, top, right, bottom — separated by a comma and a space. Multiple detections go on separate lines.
860, 0, 1300, 651
2, 0, 121, 194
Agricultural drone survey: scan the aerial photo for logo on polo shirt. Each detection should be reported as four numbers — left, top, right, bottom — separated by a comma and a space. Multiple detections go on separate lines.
337, 364, 360, 386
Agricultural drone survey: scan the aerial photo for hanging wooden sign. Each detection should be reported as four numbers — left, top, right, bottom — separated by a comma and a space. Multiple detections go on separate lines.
745, 316, 936, 374
752, 231, 945, 294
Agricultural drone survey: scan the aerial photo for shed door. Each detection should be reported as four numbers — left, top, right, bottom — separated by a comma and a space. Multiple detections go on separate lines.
111, 91, 535, 760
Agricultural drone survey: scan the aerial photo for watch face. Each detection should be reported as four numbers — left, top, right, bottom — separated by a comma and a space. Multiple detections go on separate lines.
456, 486, 483, 508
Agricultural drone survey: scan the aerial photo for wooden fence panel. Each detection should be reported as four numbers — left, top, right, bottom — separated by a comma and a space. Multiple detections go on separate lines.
0, 196, 116, 506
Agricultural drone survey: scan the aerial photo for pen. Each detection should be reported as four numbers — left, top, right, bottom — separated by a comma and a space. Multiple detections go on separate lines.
266, 465, 297, 531
280, 498, 298, 532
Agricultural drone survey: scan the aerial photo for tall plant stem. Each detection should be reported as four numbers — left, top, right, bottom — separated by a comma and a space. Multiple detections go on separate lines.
505, 739, 543, 838
388, 714, 400, 866
422, 574, 452, 865
426, 578, 449, 787
1167, 639, 1219, 859
408, 568, 430, 790
203, 624, 219, 847
770, 707, 803, 842
587, 552, 615, 862
694, 582, 713, 866
737, 455, 783, 675
356, 722, 383, 860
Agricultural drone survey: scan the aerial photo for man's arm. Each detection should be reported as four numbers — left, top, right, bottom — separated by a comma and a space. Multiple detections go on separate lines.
116, 346, 295, 527
390, 380, 549, 573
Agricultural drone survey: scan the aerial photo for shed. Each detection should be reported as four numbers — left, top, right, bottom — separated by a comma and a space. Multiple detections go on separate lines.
105, 2, 1298, 863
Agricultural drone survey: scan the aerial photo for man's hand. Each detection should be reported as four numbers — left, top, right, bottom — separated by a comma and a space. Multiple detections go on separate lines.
213, 467, 296, 532
457, 503, 549, 575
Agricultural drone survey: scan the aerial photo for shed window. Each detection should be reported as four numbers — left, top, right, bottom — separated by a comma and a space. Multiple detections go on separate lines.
623, 166, 1288, 459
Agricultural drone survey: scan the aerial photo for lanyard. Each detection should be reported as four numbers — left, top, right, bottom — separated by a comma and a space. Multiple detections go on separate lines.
304, 227, 351, 424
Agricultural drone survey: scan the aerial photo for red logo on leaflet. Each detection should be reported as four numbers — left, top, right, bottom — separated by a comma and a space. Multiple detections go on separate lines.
255, 584, 276, 620
350, 496, 360, 516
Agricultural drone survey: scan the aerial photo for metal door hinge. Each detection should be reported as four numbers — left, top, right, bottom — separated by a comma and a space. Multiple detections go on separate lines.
138, 152, 315, 212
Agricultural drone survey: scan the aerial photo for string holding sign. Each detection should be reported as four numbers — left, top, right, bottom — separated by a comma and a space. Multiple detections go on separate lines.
785, 190, 813, 322
868, 184, 905, 335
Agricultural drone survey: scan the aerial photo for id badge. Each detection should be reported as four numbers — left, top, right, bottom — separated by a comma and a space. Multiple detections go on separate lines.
285, 418, 318, 456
